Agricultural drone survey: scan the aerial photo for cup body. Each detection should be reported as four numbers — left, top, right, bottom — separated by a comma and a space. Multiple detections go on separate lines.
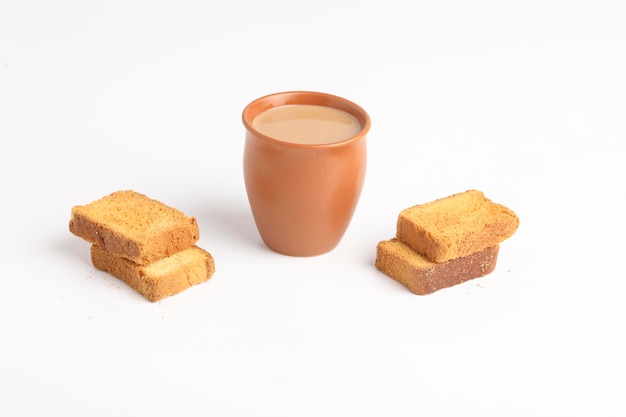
242, 91, 370, 256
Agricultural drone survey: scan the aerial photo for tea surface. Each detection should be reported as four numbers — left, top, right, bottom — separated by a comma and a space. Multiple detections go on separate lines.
252, 104, 361, 145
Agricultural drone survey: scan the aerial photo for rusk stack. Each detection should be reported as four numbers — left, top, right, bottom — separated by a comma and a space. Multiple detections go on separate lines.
69, 190, 215, 302
375, 190, 519, 295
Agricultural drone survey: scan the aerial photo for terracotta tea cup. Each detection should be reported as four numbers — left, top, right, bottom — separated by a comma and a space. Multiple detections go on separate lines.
242, 91, 370, 256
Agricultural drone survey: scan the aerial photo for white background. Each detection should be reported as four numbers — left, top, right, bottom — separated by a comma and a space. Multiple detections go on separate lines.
1, 0, 624, 416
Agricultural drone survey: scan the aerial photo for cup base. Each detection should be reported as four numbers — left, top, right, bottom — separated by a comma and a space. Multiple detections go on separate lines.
261, 239, 340, 257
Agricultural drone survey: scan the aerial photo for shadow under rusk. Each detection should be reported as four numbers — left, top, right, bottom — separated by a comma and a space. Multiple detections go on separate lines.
60, 234, 92, 267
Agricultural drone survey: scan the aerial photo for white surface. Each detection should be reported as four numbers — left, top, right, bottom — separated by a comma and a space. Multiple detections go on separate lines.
1, 1, 625, 416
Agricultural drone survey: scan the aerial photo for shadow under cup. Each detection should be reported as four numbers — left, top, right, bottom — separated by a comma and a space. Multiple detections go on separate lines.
242, 91, 371, 256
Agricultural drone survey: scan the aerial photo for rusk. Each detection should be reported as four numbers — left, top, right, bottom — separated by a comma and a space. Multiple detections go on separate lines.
396, 189, 518, 263
375, 239, 499, 295
69, 190, 199, 265
91, 244, 215, 302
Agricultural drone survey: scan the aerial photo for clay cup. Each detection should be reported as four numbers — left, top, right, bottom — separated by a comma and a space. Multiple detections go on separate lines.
242, 91, 370, 256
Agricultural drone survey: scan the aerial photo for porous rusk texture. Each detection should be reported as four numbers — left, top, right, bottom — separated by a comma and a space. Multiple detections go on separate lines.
376, 239, 499, 295
396, 190, 519, 263
91, 244, 215, 302
69, 190, 199, 265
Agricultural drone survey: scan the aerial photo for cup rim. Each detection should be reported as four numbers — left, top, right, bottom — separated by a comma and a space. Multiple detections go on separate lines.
242, 91, 371, 148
